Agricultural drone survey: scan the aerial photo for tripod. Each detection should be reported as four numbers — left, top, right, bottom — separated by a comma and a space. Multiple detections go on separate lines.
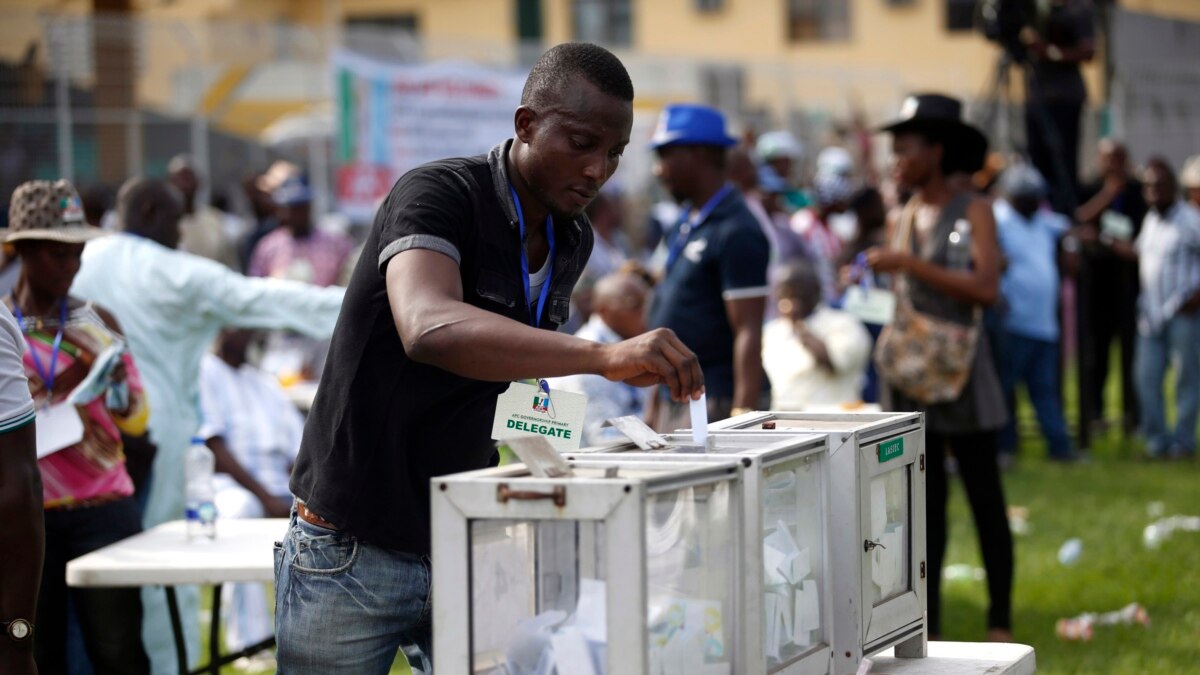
977, 51, 1078, 214
977, 48, 1096, 453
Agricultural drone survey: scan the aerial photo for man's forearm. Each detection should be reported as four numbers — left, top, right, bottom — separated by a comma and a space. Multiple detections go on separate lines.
0, 426, 43, 650
404, 305, 609, 382
209, 436, 274, 504
732, 327, 764, 410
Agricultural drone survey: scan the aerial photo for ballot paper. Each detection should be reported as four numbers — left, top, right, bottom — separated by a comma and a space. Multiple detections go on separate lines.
551, 628, 598, 675
872, 523, 906, 598
35, 403, 85, 459
66, 342, 124, 406
501, 436, 574, 478
573, 579, 607, 642
794, 579, 820, 645
870, 479, 888, 538
690, 393, 708, 445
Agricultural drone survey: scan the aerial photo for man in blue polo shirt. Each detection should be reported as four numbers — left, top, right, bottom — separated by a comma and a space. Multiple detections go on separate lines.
648, 104, 771, 427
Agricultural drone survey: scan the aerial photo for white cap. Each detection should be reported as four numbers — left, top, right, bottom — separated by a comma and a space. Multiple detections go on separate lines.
1181, 154, 1200, 189
816, 146, 855, 176
756, 131, 803, 161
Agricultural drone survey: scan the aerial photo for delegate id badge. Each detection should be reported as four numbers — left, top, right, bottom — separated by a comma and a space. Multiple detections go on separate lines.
36, 402, 85, 459
492, 379, 587, 452
842, 286, 897, 326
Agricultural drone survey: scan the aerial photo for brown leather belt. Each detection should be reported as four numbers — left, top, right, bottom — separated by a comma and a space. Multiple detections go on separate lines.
45, 492, 127, 512
297, 501, 338, 530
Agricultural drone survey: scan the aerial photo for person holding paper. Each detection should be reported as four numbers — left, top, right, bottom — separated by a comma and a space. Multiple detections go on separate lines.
1074, 139, 1146, 435
3, 179, 151, 674
763, 260, 871, 410
279, 43, 703, 674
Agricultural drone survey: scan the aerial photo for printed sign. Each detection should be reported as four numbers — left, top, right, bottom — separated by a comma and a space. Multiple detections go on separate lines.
332, 50, 526, 220
878, 437, 904, 463
492, 380, 586, 453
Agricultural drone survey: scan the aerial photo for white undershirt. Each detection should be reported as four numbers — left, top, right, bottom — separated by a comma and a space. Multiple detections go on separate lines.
528, 254, 551, 313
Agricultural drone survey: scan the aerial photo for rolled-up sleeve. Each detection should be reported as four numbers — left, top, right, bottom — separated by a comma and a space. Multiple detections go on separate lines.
376, 166, 474, 274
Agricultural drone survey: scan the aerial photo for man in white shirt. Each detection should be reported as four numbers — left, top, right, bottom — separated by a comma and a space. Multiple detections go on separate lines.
1112, 159, 1200, 458
763, 260, 871, 410
199, 328, 304, 665
70, 177, 344, 673
548, 272, 649, 445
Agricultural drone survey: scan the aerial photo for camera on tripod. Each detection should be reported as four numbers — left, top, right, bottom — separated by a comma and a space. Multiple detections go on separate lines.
977, 0, 1038, 64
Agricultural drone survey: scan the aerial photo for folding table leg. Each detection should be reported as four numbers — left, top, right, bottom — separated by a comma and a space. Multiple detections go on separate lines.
164, 586, 188, 675
208, 583, 223, 675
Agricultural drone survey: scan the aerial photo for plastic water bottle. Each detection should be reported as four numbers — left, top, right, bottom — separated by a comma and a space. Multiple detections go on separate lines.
947, 218, 972, 270
185, 436, 217, 541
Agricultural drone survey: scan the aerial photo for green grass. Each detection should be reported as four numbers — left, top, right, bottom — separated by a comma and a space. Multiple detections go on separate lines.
940, 370, 1200, 673
214, 370, 1198, 674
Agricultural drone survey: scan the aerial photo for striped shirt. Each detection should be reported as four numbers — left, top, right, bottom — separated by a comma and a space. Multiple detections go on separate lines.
13, 302, 148, 507
1136, 201, 1200, 333
198, 353, 304, 498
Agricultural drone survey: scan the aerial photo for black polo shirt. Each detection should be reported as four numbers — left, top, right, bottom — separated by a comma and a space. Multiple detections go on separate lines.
290, 140, 593, 555
647, 189, 770, 398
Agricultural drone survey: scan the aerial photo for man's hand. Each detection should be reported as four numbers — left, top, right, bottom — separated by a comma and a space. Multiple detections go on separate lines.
865, 247, 911, 274
260, 495, 293, 519
598, 328, 704, 402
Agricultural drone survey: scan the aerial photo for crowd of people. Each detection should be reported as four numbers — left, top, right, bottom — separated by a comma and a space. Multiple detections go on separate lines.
0, 38, 1198, 675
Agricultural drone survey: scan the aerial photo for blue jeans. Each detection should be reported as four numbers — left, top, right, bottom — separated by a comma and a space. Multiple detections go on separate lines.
274, 512, 433, 674
1135, 311, 1200, 455
999, 332, 1074, 458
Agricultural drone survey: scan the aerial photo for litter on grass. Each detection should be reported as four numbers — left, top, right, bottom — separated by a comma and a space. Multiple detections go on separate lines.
943, 564, 986, 582
1055, 603, 1150, 642
1143, 515, 1200, 549
1146, 501, 1165, 518
1008, 506, 1031, 536
1057, 538, 1082, 566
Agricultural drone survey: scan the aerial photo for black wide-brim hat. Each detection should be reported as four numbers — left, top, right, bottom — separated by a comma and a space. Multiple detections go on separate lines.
879, 93, 989, 175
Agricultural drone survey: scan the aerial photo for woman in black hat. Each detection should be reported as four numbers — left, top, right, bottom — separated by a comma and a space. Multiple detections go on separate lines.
864, 94, 1014, 642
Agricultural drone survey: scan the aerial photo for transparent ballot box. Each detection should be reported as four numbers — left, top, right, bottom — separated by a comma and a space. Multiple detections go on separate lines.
431, 458, 745, 674
567, 432, 833, 675
705, 412, 926, 673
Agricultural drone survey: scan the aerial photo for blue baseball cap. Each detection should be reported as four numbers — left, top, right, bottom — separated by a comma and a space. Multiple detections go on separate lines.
649, 103, 738, 150
273, 176, 313, 206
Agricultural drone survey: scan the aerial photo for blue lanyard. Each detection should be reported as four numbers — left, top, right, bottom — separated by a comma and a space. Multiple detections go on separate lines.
665, 183, 734, 271
13, 299, 68, 399
510, 186, 556, 328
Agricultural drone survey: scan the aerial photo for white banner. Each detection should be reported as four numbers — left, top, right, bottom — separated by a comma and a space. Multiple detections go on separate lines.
332, 50, 525, 221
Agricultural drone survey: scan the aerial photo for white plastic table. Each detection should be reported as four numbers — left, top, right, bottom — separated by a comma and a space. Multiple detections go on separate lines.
868, 641, 1037, 674
66, 518, 287, 675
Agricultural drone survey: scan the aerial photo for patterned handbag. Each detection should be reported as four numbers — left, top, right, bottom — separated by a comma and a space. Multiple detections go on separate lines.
873, 201, 980, 404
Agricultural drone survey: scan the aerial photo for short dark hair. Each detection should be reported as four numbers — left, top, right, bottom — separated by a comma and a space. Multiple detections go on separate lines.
521, 42, 634, 110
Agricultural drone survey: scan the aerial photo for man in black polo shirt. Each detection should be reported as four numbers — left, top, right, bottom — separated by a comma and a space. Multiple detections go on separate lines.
647, 103, 770, 428
276, 43, 703, 674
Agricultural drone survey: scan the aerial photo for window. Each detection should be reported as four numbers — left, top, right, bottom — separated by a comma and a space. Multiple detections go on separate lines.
945, 0, 976, 32
572, 0, 632, 47
345, 14, 419, 34
787, 0, 850, 43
